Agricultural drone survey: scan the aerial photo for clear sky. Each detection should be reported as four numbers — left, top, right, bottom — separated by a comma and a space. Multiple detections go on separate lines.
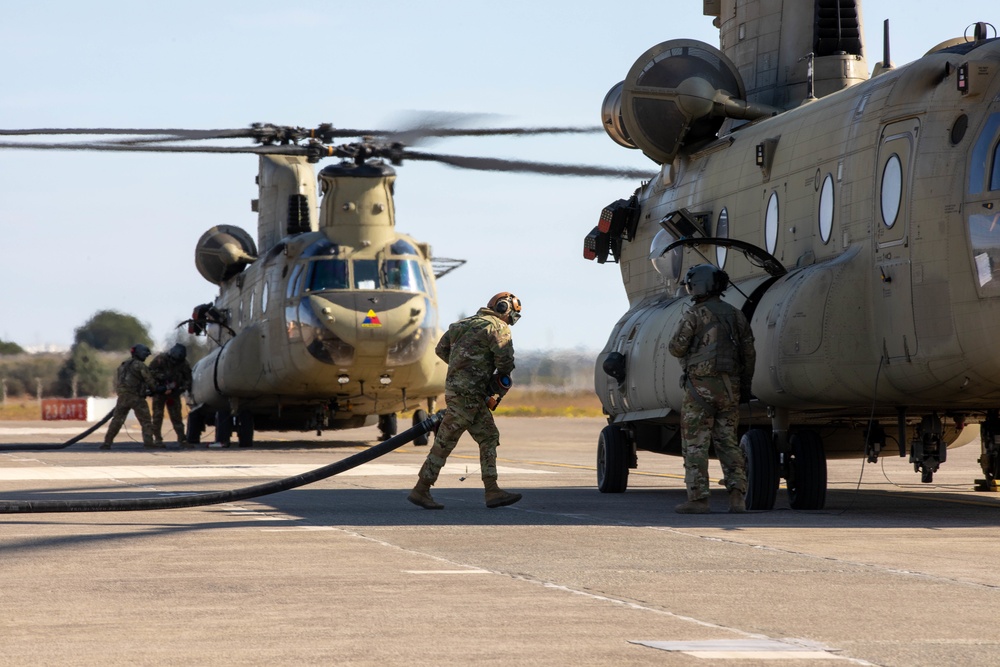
1, 0, 994, 353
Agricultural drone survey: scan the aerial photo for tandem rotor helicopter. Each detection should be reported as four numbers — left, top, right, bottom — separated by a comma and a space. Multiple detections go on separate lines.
587, 0, 1000, 509
0, 121, 648, 447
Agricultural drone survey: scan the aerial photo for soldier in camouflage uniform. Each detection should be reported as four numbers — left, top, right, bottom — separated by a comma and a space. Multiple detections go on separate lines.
101, 344, 157, 449
408, 292, 523, 510
668, 265, 756, 514
149, 343, 193, 448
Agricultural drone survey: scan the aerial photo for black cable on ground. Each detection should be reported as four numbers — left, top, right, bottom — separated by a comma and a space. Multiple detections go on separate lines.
0, 410, 115, 452
0, 412, 441, 514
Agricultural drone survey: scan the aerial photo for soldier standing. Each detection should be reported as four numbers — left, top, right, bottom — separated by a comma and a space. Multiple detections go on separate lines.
102, 344, 157, 449
668, 265, 756, 514
408, 292, 523, 510
149, 343, 193, 448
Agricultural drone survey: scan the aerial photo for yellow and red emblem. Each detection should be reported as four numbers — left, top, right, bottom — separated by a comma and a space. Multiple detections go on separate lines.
362, 309, 382, 328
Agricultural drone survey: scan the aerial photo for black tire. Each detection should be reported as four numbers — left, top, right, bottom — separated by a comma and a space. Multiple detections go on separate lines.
215, 409, 233, 445
186, 408, 206, 445
236, 412, 254, 448
378, 413, 398, 441
786, 430, 827, 510
597, 425, 630, 493
412, 409, 429, 446
740, 429, 779, 510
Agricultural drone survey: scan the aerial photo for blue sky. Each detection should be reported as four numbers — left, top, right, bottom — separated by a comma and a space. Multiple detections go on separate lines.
1, 0, 994, 352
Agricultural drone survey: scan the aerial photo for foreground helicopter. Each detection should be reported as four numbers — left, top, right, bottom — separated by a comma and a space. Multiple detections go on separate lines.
587, 0, 1000, 509
1, 122, 647, 446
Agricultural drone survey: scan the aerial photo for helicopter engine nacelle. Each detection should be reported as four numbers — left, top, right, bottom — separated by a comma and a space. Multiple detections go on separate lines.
601, 39, 779, 164
194, 225, 258, 285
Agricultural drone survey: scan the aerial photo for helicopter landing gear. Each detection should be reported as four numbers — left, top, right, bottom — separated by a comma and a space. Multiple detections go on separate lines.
236, 411, 254, 448
976, 410, 1000, 491
412, 409, 429, 446
378, 413, 398, 442
783, 430, 827, 510
596, 424, 632, 493
186, 407, 207, 445
911, 413, 945, 483
740, 428, 779, 510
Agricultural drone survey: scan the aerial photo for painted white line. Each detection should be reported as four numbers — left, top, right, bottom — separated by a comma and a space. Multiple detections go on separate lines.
632, 639, 849, 660
403, 570, 491, 575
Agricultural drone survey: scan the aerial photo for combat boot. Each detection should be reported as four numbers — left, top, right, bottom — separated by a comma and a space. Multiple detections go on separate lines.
407, 479, 444, 510
674, 498, 710, 514
483, 478, 521, 508
728, 489, 748, 514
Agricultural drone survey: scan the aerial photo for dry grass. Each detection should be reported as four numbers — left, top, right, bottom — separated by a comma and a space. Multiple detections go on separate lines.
0, 390, 605, 421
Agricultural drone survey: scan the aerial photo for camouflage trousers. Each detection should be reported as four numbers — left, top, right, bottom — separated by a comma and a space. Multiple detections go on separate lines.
151, 394, 186, 444
418, 393, 500, 485
105, 394, 154, 445
680, 375, 747, 500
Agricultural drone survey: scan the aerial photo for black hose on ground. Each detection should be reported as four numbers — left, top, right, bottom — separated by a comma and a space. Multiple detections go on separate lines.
0, 410, 115, 452
0, 412, 441, 514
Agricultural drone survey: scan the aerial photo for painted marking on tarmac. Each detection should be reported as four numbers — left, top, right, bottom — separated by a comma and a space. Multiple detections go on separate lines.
0, 463, 553, 481
630, 639, 854, 661
403, 569, 491, 575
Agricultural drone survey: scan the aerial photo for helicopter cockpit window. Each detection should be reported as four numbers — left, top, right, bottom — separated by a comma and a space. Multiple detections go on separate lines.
384, 259, 427, 292
389, 239, 420, 256
305, 259, 349, 292
765, 192, 779, 254
991, 140, 1000, 191
353, 259, 381, 290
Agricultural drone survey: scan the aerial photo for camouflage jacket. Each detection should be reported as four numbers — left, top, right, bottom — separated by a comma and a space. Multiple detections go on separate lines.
149, 354, 193, 392
115, 358, 154, 398
668, 296, 756, 385
436, 307, 515, 397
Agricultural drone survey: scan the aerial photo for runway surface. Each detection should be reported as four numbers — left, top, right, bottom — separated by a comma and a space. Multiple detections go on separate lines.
1, 416, 998, 666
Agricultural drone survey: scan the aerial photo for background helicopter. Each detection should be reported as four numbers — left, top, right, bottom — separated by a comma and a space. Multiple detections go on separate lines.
587, 0, 1000, 509
1, 123, 648, 445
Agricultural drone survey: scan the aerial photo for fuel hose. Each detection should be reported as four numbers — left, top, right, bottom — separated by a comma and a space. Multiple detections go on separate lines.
0, 409, 115, 452
0, 412, 441, 514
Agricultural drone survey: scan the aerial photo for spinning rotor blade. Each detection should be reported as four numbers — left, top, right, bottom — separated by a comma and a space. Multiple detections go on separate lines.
0, 140, 308, 157
403, 150, 652, 179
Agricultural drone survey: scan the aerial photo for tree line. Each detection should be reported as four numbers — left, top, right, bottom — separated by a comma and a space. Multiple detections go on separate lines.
0, 310, 206, 399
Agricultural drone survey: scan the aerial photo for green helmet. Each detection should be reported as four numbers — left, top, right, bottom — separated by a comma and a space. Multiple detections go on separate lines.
683, 264, 729, 298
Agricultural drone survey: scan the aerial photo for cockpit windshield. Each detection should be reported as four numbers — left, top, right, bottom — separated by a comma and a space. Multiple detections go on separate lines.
385, 259, 427, 292
305, 259, 349, 292
298, 256, 427, 294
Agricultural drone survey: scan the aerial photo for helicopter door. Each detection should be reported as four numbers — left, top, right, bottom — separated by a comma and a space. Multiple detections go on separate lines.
873, 118, 919, 362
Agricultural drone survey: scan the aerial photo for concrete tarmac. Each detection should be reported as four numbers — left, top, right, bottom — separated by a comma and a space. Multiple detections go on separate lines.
1, 416, 998, 666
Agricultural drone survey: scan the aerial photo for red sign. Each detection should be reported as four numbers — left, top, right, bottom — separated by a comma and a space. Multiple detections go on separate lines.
41, 398, 88, 421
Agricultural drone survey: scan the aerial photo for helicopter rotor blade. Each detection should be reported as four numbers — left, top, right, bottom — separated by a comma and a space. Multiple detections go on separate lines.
403, 150, 652, 179
0, 140, 310, 157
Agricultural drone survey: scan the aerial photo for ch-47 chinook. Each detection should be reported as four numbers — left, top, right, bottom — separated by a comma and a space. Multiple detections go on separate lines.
0, 121, 647, 447
586, 0, 1000, 510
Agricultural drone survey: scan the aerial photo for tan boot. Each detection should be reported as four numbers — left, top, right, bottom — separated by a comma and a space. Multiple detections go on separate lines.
407, 479, 444, 510
674, 498, 711, 514
728, 489, 748, 513
483, 478, 521, 508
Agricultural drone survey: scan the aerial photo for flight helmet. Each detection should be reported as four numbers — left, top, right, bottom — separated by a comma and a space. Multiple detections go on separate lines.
168, 343, 187, 362
130, 343, 152, 361
487, 292, 522, 325
683, 264, 729, 299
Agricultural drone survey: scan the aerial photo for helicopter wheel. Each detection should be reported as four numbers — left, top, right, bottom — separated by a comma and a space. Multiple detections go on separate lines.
215, 409, 233, 447
412, 409, 429, 446
596, 424, 630, 493
186, 408, 206, 445
785, 430, 827, 510
740, 429, 779, 510
378, 413, 398, 442
236, 412, 254, 448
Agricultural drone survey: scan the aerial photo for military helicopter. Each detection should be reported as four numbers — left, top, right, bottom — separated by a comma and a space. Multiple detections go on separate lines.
1, 121, 647, 447
586, 0, 1000, 509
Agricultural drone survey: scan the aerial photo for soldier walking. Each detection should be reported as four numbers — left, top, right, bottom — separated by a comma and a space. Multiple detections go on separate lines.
149, 343, 193, 448
408, 292, 524, 510
668, 265, 756, 514
102, 344, 157, 449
